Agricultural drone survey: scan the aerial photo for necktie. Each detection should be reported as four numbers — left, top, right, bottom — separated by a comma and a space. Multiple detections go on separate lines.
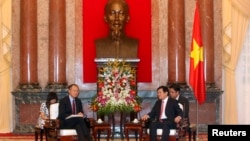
159, 101, 164, 122
72, 99, 76, 114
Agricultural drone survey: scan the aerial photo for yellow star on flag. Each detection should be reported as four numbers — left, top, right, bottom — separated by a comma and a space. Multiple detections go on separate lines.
190, 39, 203, 69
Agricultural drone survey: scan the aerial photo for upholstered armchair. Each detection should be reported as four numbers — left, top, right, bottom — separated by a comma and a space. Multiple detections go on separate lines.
45, 103, 94, 141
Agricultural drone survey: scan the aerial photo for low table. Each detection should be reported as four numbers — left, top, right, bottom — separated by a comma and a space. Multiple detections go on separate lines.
124, 122, 143, 141
92, 122, 111, 141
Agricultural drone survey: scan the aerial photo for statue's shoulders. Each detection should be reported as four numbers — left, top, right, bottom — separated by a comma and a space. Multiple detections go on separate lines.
94, 38, 113, 48
95, 36, 138, 58
94, 36, 138, 44
122, 37, 139, 47
94, 37, 110, 43
124, 36, 138, 43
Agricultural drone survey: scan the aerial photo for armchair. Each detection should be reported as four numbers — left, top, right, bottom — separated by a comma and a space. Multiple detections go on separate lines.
45, 103, 93, 141
141, 117, 196, 141
141, 119, 179, 141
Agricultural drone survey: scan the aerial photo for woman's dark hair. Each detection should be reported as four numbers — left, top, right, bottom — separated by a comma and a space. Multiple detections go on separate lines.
46, 92, 58, 109
157, 86, 169, 95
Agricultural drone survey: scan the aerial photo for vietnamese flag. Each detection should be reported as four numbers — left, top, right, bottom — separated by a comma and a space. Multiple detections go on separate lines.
189, 2, 206, 105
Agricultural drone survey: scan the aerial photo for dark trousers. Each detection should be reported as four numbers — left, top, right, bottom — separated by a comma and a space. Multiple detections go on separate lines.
149, 119, 175, 141
61, 117, 91, 141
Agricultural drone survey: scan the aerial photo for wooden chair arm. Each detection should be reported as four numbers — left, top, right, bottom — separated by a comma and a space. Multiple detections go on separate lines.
178, 118, 189, 129
176, 118, 189, 137
44, 119, 60, 129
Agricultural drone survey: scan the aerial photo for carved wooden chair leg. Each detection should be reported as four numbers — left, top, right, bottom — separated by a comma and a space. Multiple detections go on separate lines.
35, 126, 44, 141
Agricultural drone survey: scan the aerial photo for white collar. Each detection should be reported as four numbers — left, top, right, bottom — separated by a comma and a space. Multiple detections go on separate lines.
176, 95, 180, 100
162, 97, 168, 103
69, 95, 75, 102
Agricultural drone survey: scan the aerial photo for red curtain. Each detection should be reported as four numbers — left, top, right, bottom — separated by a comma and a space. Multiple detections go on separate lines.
83, 0, 151, 83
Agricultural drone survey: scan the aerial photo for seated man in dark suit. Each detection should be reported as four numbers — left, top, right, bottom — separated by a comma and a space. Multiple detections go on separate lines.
141, 86, 183, 141
169, 83, 189, 125
95, 0, 139, 59
58, 84, 92, 141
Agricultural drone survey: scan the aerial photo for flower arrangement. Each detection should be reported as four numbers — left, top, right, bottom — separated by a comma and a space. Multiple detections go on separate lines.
91, 60, 142, 115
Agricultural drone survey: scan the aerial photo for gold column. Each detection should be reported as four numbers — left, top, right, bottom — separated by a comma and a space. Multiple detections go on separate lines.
199, 0, 215, 87
47, 0, 67, 88
167, 0, 186, 87
19, 0, 40, 89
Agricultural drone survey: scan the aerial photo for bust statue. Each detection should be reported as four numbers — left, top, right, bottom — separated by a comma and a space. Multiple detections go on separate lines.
95, 0, 139, 59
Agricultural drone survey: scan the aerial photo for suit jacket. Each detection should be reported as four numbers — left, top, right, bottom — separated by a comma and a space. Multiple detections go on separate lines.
58, 95, 84, 124
177, 95, 189, 120
148, 97, 183, 123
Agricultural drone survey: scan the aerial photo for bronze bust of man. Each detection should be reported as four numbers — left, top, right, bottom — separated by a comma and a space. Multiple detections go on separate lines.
95, 0, 139, 59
